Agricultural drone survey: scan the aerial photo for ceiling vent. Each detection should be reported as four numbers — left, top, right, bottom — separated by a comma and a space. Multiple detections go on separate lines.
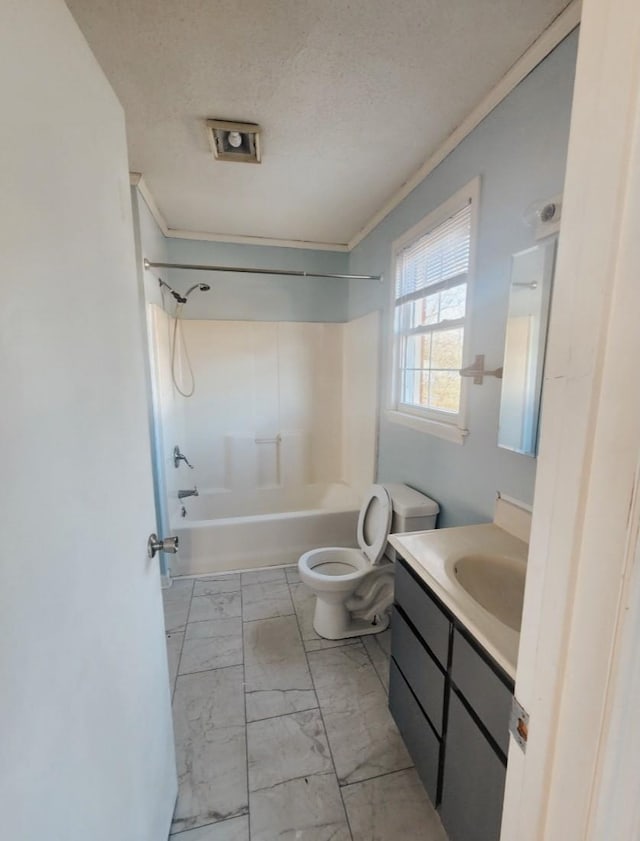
206, 119, 261, 164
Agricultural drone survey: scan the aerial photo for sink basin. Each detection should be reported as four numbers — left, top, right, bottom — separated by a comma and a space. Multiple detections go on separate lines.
451, 554, 526, 631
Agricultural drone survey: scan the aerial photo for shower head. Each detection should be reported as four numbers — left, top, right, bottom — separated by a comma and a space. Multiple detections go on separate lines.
184, 283, 211, 298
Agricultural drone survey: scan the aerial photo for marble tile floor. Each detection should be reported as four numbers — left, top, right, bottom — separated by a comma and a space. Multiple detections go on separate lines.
163, 566, 448, 841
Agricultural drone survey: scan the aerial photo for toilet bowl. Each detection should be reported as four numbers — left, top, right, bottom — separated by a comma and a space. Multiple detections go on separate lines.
298, 485, 396, 639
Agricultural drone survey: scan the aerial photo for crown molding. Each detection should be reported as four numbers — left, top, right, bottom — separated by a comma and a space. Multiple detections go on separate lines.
130, 0, 581, 256
347, 0, 581, 250
163, 227, 350, 252
130, 172, 170, 236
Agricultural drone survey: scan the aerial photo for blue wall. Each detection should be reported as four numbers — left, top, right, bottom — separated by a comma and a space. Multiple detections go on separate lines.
163, 237, 349, 322
347, 32, 579, 526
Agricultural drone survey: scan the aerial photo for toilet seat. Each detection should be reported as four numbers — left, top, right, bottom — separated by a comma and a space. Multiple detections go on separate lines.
299, 547, 369, 589
298, 485, 393, 585
356, 484, 393, 565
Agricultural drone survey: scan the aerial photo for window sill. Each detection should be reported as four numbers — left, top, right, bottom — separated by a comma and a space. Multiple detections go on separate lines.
385, 409, 469, 445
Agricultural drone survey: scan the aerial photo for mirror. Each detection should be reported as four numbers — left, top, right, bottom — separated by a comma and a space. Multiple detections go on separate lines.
498, 239, 557, 456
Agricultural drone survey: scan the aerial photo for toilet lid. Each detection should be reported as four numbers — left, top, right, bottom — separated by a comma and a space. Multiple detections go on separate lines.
357, 484, 393, 566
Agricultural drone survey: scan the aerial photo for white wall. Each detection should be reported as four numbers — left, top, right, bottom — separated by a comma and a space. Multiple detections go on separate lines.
0, 2, 176, 839
153, 319, 346, 497
148, 314, 380, 520
342, 312, 381, 494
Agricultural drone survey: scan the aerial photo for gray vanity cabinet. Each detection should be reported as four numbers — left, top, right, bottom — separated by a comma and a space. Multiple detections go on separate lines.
440, 692, 507, 841
389, 659, 441, 804
389, 557, 514, 841
451, 630, 512, 756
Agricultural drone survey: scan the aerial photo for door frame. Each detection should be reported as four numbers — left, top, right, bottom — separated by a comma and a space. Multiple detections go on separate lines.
501, 0, 640, 837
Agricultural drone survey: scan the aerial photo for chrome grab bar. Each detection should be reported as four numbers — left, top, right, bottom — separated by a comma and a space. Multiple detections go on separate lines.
255, 435, 282, 444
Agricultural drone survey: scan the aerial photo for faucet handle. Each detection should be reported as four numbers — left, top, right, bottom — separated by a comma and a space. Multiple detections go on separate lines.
173, 445, 194, 469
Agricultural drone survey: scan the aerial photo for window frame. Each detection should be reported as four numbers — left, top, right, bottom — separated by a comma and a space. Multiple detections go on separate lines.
386, 177, 480, 444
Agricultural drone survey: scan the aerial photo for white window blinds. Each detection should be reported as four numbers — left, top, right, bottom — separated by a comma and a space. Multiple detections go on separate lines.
394, 203, 472, 303
392, 198, 473, 422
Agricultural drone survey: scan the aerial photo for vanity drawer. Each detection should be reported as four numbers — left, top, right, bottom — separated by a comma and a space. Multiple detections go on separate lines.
389, 659, 441, 805
394, 559, 450, 668
450, 630, 512, 756
391, 607, 445, 734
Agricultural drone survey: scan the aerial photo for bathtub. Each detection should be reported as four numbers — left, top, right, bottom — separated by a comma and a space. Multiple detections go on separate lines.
171, 483, 362, 576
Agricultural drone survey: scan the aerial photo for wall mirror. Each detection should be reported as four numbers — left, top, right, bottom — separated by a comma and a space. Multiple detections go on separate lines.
498, 238, 557, 456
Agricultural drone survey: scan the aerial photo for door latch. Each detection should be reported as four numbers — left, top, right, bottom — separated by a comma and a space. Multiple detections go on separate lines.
147, 533, 179, 559
510, 695, 529, 752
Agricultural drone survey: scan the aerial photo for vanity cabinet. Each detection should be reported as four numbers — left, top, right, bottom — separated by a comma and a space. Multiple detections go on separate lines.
389, 557, 514, 841
440, 691, 507, 841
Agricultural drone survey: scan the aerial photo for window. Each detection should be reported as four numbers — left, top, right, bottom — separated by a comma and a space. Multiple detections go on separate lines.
388, 180, 478, 443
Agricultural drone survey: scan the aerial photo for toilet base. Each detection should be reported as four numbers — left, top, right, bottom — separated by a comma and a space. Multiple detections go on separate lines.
312, 598, 390, 640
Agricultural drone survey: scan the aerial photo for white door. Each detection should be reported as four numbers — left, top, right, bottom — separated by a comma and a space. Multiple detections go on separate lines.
0, 2, 176, 840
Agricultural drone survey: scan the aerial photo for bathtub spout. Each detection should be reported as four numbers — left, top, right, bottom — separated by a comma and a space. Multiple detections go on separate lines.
178, 487, 199, 500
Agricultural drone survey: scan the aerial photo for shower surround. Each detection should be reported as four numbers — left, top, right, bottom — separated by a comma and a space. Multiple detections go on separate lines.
148, 308, 379, 575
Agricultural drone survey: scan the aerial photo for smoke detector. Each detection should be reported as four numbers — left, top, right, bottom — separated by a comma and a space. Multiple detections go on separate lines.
206, 119, 261, 163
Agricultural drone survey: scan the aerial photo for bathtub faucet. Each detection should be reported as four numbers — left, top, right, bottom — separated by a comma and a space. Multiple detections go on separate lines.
178, 486, 199, 500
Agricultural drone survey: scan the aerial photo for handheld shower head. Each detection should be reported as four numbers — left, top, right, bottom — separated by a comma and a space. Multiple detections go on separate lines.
158, 277, 210, 303
158, 277, 187, 303
184, 282, 211, 298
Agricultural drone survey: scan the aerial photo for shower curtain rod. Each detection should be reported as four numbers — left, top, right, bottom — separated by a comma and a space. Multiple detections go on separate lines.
144, 258, 382, 282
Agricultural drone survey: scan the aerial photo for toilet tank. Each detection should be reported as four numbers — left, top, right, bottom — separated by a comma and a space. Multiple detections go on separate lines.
383, 483, 440, 561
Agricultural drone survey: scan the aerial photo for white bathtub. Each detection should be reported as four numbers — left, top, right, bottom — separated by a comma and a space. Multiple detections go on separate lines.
171, 483, 361, 576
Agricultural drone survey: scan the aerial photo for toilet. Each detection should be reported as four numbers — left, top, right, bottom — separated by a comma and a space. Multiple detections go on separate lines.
298, 483, 439, 639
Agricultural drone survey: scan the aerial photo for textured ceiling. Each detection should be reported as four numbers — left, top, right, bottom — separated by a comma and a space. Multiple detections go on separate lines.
66, 0, 570, 245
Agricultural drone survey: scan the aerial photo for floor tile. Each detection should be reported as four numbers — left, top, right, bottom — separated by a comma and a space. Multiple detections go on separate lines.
363, 629, 391, 690
247, 709, 333, 791
242, 581, 294, 622
189, 592, 242, 623
164, 578, 195, 600
179, 618, 243, 674
342, 768, 448, 841
304, 637, 362, 652
243, 615, 316, 721
284, 565, 300, 583
289, 581, 320, 640
164, 568, 438, 841
249, 773, 351, 841
163, 579, 194, 633
166, 629, 184, 690
169, 815, 249, 840
164, 598, 192, 633
241, 567, 286, 585
308, 646, 411, 785
172, 667, 247, 833
194, 575, 241, 596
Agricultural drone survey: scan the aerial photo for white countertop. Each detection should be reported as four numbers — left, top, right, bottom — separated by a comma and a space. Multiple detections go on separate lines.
389, 523, 528, 680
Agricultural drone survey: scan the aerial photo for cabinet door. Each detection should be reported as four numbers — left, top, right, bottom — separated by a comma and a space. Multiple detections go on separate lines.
451, 630, 512, 756
440, 692, 506, 841
389, 660, 441, 805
